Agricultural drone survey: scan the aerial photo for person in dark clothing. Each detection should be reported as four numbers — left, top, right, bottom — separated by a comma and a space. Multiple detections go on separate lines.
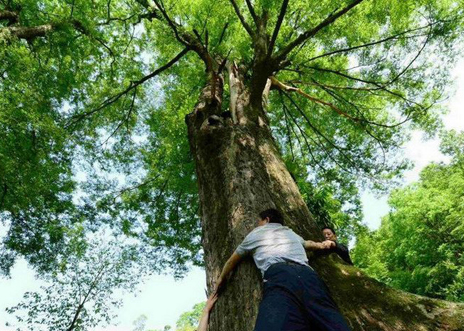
318, 227, 353, 265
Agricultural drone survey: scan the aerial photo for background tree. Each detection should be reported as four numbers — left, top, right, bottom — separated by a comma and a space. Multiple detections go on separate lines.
6, 235, 144, 331
133, 314, 148, 331
147, 301, 207, 331
2, 0, 464, 330
353, 130, 464, 302
175, 302, 206, 331
151, 326, 172, 331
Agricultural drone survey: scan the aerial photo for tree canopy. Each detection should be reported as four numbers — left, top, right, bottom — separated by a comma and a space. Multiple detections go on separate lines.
1, 0, 464, 276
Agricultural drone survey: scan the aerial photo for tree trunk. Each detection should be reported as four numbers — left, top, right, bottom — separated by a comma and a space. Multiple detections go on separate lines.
185, 74, 464, 331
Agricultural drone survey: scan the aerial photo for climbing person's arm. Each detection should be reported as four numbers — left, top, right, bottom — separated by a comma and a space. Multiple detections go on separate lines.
214, 252, 243, 294
202, 250, 243, 331
213, 229, 255, 293
196, 292, 218, 331
304, 240, 334, 250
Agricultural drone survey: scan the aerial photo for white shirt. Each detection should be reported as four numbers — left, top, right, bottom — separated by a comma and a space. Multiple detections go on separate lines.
235, 223, 309, 276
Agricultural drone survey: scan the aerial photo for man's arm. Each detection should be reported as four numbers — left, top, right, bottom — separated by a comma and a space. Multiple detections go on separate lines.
196, 292, 218, 331
214, 252, 243, 293
304, 240, 334, 250
198, 252, 242, 331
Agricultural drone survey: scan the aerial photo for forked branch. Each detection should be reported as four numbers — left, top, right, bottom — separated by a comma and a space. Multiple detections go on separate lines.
229, 0, 255, 37
270, 76, 360, 122
274, 0, 365, 62
282, 92, 358, 173
268, 0, 289, 56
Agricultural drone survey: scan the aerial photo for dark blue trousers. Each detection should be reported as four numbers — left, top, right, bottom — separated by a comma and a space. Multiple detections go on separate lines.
254, 263, 351, 331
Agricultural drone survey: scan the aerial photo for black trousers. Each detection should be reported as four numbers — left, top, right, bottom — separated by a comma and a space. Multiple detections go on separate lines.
254, 263, 351, 331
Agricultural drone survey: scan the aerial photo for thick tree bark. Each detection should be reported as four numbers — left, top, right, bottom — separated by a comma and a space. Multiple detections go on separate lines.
0, 20, 90, 41
0, 10, 18, 25
0, 24, 54, 40
186, 72, 464, 331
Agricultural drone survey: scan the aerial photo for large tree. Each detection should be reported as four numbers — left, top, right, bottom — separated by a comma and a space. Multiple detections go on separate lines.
1, 0, 464, 330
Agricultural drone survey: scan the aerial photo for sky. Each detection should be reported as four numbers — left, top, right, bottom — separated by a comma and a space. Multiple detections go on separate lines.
0, 60, 463, 331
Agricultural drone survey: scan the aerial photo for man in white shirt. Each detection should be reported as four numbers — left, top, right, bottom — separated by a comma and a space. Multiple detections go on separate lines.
212, 208, 351, 331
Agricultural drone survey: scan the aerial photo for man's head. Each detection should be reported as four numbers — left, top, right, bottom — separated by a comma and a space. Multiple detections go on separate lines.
258, 208, 284, 226
322, 227, 337, 241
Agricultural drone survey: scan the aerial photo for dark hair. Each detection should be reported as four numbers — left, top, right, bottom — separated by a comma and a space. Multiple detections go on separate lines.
259, 208, 284, 225
322, 226, 336, 235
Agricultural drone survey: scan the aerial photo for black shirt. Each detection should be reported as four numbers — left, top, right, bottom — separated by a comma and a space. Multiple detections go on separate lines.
315, 241, 353, 265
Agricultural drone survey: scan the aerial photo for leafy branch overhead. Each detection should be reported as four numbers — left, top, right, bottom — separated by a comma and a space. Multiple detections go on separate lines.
0, 0, 463, 275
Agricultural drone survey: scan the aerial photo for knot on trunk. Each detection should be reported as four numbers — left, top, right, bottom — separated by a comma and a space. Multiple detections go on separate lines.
208, 115, 223, 126
200, 115, 224, 131
199, 112, 235, 131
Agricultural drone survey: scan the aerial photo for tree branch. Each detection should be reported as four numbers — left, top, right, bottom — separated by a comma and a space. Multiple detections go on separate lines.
0, 10, 18, 25
100, 87, 137, 145
302, 65, 424, 108
301, 25, 432, 102
109, 175, 161, 203
215, 22, 229, 48
387, 28, 431, 87
134, 0, 157, 12
313, 79, 412, 129
229, 0, 254, 37
282, 100, 296, 161
274, 0, 365, 62
281, 92, 320, 167
281, 92, 343, 173
134, 0, 162, 22
137, 0, 215, 72
271, 76, 360, 123
302, 24, 434, 63
152, 0, 190, 46
268, 0, 289, 57
66, 262, 109, 331
245, 0, 259, 26
0, 24, 54, 40
283, 92, 361, 173
0, 19, 116, 59
317, 84, 392, 168
288, 80, 378, 91
66, 303, 84, 331
67, 48, 190, 128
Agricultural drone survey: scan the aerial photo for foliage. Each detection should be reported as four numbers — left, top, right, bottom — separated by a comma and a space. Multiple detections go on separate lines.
0, 0, 203, 276
151, 327, 172, 331
133, 314, 148, 331
1, 0, 464, 277
353, 130, 464, 302
138, 300, 205, 331
5, 235, 145, 330
175, 302, 205, 331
